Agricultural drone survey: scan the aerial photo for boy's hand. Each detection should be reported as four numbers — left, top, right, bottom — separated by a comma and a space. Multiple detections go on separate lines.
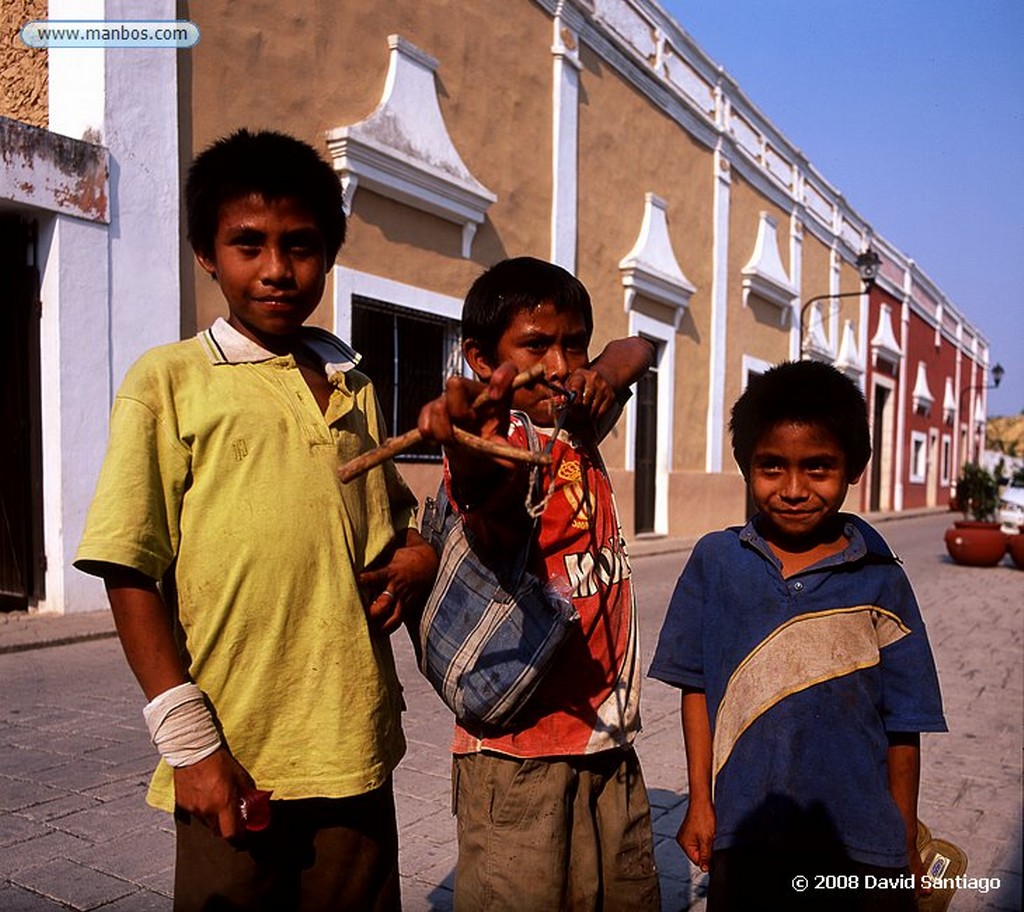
565, 365, 617, 431
418, 362, 519, 454
418, 363, 529, 525
677, 797, 716, 873
359, 529, 439, 634
173, 747, 256, 840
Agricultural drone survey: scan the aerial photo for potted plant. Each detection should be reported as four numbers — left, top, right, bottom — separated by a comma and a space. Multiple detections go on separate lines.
1007, 533, 1024, 570
945, 463, 1006, 566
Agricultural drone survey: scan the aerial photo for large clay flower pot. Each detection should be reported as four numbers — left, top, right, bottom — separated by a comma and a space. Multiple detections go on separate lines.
944, 525, 1007, 567
1007, 534, 1024, 570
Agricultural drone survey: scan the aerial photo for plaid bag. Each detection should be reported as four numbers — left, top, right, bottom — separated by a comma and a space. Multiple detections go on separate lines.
418, 412, 579, 729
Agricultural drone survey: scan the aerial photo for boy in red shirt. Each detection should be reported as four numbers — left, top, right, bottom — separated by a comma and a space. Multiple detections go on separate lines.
417, 256, 661, 911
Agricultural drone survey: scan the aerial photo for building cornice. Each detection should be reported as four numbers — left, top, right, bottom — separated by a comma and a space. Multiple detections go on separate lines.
0, 117, 109, 223
324, 35, 496, 258
531, 0, 985, 350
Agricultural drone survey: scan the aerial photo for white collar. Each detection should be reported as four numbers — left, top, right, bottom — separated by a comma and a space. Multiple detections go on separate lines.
197, 317, 361, 376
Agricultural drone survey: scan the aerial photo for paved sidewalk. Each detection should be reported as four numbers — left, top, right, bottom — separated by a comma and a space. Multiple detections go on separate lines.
1, 511, 1021, 910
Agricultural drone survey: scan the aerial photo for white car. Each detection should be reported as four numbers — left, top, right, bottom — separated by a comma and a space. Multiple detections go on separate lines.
998, 480, 1024, 534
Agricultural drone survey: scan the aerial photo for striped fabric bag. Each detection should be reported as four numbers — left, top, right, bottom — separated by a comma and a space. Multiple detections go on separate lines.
417, 413, 579, 729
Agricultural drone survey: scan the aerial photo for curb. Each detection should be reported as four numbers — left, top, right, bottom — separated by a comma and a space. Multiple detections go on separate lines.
0, 509, 951, 654
0, 610, 117, 656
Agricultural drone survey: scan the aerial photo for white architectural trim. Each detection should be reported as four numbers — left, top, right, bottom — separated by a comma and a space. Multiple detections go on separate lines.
869, 372, 898, 512
942, 376, 957, 425
835, 320, 864, 380
870, 303, 903, 370
908, 431, 928, 484
787, 214, 804, 359
740, 212, 796, 318
325, 35, 496, 258
619, 193, 695, 328
48, 0, 105, 141
536, 0, 990, 377
626, 310, 674, 536
50, 0, 181, 390
973, 392, 986, 430
742, 354, 774, 387
893, 296, 910, 510
551, 12, 581, 270
952, 323, 964, 469
940, 434, 952, 487
706, 145, 731, 473
333, 266, 464, 341
803, 302, 835, 362
828, 247, 841, 345
911, 361, 934, 415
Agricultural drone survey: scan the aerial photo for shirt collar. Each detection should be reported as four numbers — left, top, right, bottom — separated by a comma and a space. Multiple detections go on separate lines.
197, 317, 361, 376
737, 513, 897, 570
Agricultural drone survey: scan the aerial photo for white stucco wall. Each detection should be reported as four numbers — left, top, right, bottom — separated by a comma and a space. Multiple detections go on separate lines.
49, 0, 181, 387
38, 215, 111, 613
40, 0, 180, 612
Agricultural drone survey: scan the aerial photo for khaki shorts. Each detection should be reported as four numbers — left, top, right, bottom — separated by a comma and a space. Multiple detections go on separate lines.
452, 747, 661, 912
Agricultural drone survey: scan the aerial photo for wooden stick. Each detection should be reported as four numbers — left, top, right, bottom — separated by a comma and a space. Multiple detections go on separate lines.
451, 427, 552, 466
338, 364, 548, 484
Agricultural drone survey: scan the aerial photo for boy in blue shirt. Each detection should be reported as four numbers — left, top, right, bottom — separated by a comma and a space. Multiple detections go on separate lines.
75, 130, 438, 911
649, 361, 946, 911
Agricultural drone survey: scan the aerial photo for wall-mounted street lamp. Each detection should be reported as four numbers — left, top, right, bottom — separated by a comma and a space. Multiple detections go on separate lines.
798, 248, 882, 359
960, 362, 1005, 408
959, 363, 1005, 462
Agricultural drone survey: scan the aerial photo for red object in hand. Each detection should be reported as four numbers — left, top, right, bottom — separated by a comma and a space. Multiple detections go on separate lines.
239, 789, 273, 832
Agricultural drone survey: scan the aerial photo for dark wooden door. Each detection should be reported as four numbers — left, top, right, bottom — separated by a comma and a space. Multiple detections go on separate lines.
634, 367, 657, 534
870, 385, 887, 512
0, 216, 43, 611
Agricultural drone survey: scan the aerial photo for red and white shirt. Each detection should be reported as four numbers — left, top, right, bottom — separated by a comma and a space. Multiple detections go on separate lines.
450, 415, 641, 757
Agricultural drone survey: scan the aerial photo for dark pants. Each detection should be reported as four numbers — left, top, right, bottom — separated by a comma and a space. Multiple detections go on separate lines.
173, 780, 401, 912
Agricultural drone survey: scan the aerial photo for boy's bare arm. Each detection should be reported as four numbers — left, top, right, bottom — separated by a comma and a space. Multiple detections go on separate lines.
104, 567, 254, 840
586, 336, 656, 391
887, 733, 927, 887
105, 571, 188, 700
678, 687, 716, 872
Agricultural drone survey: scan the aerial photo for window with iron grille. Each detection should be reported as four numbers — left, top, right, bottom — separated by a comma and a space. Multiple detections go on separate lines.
351, 296, 461, 461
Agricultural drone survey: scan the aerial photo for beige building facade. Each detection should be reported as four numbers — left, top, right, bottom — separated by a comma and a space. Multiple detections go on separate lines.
179, 0, 991, 538
1, 0, 992, 611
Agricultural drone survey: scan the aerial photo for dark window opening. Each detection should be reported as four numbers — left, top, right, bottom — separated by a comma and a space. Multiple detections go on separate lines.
351, 296, 460, 461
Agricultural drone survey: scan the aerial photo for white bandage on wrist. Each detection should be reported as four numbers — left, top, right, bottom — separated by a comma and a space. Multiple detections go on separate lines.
142, 682, 223, 768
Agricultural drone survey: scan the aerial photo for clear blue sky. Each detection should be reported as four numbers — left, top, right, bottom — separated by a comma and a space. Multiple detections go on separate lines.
658, 0, 1024, 417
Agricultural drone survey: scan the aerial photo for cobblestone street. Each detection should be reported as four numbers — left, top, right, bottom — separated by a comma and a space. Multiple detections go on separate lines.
1, 512, 1021, 910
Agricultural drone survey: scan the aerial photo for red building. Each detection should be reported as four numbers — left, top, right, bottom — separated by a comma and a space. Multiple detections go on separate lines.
863, 242, 992, 514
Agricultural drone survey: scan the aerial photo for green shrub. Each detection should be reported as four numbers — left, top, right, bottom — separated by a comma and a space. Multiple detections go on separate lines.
956, 462, 998, 521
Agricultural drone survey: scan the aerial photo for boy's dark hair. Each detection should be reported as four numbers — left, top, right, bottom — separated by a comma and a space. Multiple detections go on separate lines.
730, 361, 872, 478
463, 257, 593, 358
186, 129, 346, 263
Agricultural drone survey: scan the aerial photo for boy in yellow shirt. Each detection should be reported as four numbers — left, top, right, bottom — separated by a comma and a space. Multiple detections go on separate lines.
76, 129, 437, 911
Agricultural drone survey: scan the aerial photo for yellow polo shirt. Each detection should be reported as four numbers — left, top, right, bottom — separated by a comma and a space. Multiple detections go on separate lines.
76, 319, 417, 811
